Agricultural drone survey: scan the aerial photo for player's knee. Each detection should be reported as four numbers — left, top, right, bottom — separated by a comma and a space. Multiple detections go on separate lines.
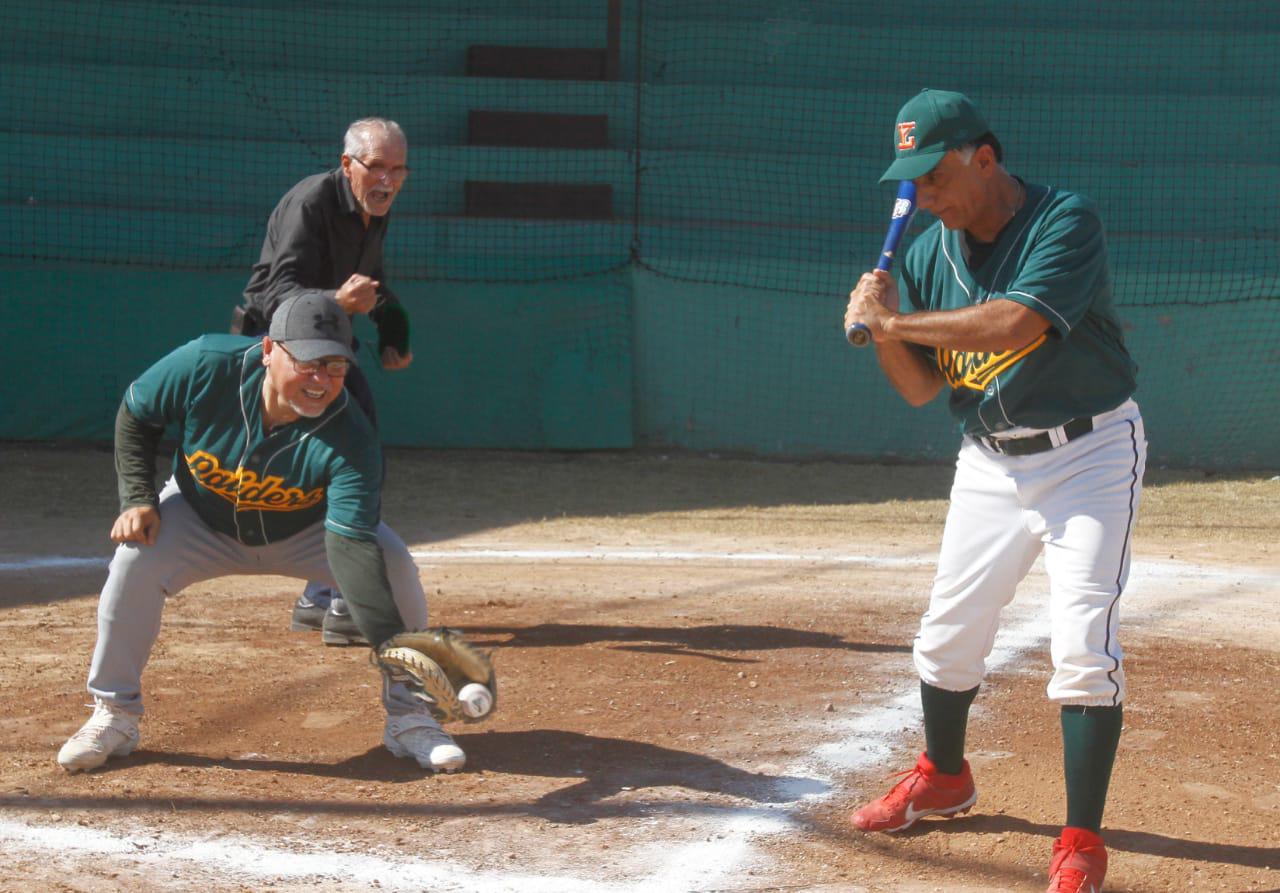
1047, 661, 1125, 704
913, 643, 984, 692
377, 530, 416, 578
102, 544, 169, 595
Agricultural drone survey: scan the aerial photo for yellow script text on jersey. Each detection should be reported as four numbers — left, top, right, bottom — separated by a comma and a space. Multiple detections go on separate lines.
186, 450, 326, 511
937, 334, 1047, 391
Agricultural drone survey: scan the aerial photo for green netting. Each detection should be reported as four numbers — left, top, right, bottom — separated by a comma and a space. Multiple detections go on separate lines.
2, 1, 1277, 465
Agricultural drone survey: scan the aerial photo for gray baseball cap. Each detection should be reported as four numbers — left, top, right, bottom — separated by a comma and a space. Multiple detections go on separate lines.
268, 291, 356, 363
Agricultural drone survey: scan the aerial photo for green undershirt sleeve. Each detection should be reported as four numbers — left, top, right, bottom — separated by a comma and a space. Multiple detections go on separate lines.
114, 400, 165, 512
324, 530, 407, 649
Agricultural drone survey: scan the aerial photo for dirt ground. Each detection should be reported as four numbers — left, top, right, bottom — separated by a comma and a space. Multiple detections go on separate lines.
0, 445, 1277, 892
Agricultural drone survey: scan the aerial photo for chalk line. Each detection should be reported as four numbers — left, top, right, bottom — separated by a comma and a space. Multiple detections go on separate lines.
2, 548, 1271, 891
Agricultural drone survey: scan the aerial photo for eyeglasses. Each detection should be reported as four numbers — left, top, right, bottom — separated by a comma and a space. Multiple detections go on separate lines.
350, 155, 410, 182
277, 344, 350, 377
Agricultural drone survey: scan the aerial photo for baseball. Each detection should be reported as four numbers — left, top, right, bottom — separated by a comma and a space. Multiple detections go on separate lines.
458, 683, 494, 719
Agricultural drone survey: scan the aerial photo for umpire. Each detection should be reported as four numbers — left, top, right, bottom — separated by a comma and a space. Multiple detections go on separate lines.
233, 117, 414, 644
843, 90, 1147, 893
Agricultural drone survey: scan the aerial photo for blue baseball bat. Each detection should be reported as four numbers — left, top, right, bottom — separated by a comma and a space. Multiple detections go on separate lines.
846, 179, 918, 347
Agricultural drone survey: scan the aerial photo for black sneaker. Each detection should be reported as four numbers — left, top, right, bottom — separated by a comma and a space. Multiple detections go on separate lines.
290, 593, 328, 632
322, 597, 368, 646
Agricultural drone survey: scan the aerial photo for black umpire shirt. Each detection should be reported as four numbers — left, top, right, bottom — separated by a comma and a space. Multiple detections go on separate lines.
238, 168, 408, 356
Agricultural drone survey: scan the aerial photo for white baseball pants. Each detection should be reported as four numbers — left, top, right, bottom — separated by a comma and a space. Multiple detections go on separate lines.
913, 400, 1147, 706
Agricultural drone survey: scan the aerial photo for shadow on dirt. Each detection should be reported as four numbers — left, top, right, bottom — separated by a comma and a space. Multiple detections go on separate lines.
463, 621, 910, 657
4, 730, 828, 824
800, 807, 1280, 873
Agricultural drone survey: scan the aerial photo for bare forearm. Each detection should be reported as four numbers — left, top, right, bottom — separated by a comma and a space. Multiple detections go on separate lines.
875, 340, 945, 406
844, 275, 1046, 406
883, 300, 1048, 353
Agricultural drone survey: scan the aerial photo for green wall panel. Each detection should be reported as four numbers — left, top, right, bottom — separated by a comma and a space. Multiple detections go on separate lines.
2, 2, 1276, 470
630, 270, 1279, 469
364, 274, 633, 449
4, 266, 1276, 468
1, 266, 633, 451
2, 266, 242, 441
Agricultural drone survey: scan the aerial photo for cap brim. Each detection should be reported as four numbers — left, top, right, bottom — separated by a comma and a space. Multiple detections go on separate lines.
281, 338, 357, 364
879, 148, 946, 183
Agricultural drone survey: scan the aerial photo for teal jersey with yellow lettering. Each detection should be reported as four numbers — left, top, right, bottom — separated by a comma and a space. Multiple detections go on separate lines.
123, 335, 382, 545
898, 182, 1137, 435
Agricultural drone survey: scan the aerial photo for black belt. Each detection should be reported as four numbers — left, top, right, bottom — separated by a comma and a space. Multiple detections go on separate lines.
977, 416, 1094, 456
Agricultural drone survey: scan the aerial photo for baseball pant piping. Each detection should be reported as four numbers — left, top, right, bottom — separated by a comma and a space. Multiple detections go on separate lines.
913, 402, 1146, 706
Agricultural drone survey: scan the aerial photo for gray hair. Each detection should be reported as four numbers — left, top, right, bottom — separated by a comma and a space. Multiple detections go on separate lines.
957, 132, 1004, 165
342, 118, 407, 159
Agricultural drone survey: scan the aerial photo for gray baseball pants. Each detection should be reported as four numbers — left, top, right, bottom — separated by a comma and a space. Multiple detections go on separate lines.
86, 477, 429, 718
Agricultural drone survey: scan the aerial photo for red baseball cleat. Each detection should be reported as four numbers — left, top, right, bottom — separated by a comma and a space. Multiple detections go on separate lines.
850, 752, 977, 832
1046, 827, 1108, 893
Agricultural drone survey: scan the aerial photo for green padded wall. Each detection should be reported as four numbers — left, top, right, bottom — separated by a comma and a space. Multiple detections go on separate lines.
631, 270, 1280, 469
2, 2, 1276, 467
4, 267, 631, 450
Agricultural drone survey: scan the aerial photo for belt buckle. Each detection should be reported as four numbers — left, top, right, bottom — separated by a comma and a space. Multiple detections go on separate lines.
986, 432, 1049, 456
982, 418, 1092, 457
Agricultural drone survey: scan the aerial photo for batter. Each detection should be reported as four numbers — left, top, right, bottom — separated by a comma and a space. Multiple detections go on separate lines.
843, 89, 1146, 893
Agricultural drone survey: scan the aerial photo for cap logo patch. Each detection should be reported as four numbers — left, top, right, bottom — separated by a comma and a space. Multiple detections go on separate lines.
312, 310, 341, 336
897, 122, 916, 151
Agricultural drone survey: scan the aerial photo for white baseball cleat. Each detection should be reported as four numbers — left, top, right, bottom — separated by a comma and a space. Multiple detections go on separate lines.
384, 713, 466, 772
57, 698, 141, 773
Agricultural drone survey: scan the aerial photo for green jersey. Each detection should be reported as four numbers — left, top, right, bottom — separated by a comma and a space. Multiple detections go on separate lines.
899, 182, 1137, 435
124, 335, 382, 545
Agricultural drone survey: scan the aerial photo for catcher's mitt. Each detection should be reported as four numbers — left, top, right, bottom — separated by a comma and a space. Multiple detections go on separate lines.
376, 627, 497, 724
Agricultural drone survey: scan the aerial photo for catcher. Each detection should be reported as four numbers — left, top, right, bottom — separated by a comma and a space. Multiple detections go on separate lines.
57, 292, 494, 774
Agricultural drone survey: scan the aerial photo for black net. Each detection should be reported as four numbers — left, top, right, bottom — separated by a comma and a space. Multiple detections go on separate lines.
3, 1, 1277, 464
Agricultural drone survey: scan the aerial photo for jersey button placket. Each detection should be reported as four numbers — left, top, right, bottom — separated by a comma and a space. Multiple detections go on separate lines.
235, 452, 265, 546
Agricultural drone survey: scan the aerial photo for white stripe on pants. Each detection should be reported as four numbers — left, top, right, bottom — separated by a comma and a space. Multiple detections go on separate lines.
913, 401, 1146, 706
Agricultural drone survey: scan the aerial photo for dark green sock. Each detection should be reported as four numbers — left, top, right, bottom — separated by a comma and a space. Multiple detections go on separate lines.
1061, 704, 1123, 832
921, 681, 979, 775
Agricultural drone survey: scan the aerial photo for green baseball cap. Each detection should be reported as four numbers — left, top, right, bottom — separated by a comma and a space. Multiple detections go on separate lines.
879, 89, 991, 183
